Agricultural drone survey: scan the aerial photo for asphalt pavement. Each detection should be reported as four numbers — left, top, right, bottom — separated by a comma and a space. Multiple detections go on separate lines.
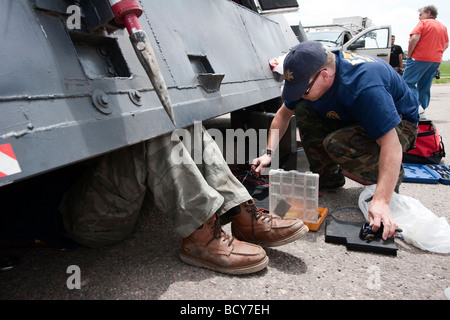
0, 85, 449, 306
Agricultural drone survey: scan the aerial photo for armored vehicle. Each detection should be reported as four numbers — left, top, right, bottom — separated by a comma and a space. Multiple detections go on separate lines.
0, 0, 300, 242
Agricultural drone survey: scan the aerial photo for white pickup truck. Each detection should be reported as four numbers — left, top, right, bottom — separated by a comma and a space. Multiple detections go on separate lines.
299, 24, 392, 63
342, 25, 392, 63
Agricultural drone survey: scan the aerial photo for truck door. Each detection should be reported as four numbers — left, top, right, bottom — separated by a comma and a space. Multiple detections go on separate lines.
343, 25, 391, 63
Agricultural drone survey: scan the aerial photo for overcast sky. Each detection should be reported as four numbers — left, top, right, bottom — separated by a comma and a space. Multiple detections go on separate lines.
284, 0, 450, 61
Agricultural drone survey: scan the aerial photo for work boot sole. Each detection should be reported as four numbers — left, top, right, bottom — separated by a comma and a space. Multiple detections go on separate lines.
179, 253, 269, 275
248, 224, 309, 248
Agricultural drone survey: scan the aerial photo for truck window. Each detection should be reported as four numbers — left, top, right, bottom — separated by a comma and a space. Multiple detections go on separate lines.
358, 28, 390, 49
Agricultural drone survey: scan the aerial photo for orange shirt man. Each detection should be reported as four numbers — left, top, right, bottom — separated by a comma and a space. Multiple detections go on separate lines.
409, 15, 448, 62
403, 5, 449, 112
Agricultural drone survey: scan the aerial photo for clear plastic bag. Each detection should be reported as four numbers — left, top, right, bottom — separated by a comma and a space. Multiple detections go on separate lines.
358, 185, 450, 253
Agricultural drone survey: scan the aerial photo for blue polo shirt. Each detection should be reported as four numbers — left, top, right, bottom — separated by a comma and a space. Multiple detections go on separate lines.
284, 50, 419, 140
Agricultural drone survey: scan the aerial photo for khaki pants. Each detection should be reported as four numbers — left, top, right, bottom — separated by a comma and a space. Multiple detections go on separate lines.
60, 125, 251, 247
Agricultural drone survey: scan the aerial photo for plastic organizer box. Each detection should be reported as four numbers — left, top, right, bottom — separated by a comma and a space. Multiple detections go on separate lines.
269, 169, 319, 224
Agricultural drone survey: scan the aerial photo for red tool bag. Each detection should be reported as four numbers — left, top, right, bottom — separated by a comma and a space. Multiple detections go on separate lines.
403, 120, 446, 164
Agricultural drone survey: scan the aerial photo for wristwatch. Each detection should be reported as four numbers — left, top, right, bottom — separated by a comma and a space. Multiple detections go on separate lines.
266, 149, 272, 156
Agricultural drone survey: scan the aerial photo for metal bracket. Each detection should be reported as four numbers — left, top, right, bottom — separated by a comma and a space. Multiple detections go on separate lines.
197, 73, 225, 93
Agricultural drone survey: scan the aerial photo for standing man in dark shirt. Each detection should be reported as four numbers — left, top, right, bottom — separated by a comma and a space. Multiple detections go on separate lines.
390, 35, 404, 75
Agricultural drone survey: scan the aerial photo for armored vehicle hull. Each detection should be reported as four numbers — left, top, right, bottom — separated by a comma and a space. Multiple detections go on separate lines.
0, 0, 299, 187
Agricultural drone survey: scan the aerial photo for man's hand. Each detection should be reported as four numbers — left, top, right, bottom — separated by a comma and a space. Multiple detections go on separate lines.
368, 199, 399, 240
251, 154, 272, 176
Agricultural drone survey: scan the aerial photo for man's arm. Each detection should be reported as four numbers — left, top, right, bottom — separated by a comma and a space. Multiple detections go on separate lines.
368, 128, 402, 240
407, 34, 421, 58
398, 52, 403, 69
251, 103, 295, 175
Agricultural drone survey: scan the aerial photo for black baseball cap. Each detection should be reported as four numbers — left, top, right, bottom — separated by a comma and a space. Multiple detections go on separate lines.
282, 41, 328, 101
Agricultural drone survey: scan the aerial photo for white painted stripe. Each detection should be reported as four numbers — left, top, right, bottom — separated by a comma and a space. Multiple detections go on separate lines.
0, 151, 22, 175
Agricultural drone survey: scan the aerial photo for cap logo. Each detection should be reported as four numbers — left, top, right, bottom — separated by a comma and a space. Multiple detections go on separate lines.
284, 69, 294, 82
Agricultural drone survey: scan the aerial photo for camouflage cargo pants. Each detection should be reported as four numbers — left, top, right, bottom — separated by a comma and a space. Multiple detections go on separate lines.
59, 124, 251, 248
295, 100, 418, 183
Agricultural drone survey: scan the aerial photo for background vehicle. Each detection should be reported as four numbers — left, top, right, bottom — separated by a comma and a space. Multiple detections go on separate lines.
343, 25, 392, 63
306, 28, 354, 49
292, 16, 392, 63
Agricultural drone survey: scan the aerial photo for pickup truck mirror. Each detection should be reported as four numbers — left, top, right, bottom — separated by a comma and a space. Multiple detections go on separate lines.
347, 39, 365, 50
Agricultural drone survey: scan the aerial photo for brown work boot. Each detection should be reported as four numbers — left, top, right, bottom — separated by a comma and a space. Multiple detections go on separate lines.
180, 214, 268, 275
231, 199, 309, 247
